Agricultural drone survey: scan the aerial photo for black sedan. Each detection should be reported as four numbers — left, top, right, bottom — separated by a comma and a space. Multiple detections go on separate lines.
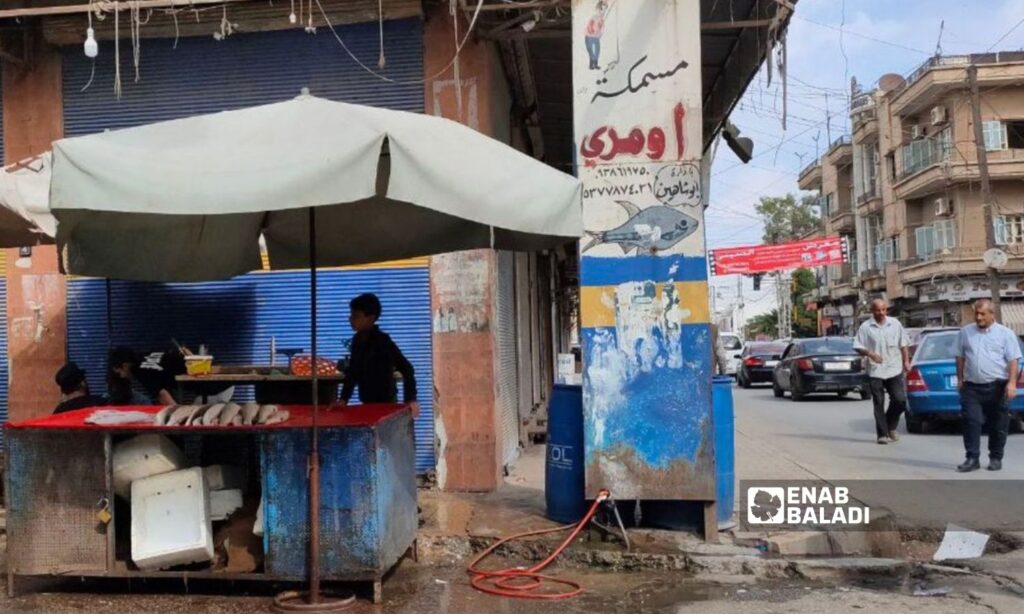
772, 337, 870, 401
737, 341, 788, 388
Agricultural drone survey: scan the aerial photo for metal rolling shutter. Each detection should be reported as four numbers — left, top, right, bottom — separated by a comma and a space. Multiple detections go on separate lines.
0, 251, 7, 449
62, 19, 435, 472
495, 251, 520, 466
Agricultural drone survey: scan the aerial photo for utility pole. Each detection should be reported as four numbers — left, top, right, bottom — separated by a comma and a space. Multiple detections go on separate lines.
736, 275, 744, 338
968, 64, 1003, 320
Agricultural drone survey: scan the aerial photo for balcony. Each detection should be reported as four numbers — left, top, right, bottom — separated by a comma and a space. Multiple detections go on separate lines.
895, 144, 1024, 201
890, 52, 1024, 117
829, 209, 856, 234
899, 245, 1024, 284
798, 160, 823, 190
826, 135, 853, 166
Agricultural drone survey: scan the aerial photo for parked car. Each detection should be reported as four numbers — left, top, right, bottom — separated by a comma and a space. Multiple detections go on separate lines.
737, 341, 788, 388
772, 337, 870, 401
905, 330, 1024, 434
718, 332, 744, 377
904, 326, 959, 358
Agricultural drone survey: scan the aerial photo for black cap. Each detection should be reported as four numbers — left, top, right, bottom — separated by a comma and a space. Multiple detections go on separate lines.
56, 362, 87, 394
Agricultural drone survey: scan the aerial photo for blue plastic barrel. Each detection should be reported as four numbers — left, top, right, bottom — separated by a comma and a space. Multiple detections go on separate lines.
546, 384, 586, 523
712, 375, 736, 525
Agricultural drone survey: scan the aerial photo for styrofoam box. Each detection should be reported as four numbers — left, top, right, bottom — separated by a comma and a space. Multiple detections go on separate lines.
209, 489, 243, 521
113, 434, 186, 499
203, 465, 245, 493
253, 497, 265, 537
131, 467, 214, 570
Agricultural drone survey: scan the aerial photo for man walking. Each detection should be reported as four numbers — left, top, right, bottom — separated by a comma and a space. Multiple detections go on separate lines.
854, 298, 911, 445
954, 299, 1021, 472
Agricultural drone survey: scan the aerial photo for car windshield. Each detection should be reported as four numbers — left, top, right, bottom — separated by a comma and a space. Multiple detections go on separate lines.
799, 338, 854, 355
916, 332, 1024, 362
720, 335, 742, 350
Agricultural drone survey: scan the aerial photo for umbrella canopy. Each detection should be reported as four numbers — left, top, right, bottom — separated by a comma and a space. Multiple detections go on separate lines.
0, 153, 57, 247
50, 94, 582, 282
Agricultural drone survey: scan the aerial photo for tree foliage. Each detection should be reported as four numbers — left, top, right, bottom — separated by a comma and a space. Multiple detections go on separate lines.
746, 310, 779, 339
755, 194, 821, 245
792, 268, 818, 338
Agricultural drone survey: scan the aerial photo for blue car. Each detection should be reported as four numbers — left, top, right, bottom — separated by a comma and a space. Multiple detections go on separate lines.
905, 330, 1024, 434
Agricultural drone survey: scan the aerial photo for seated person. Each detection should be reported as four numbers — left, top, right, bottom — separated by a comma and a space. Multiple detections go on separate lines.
136, 347, 189, 406
53, 362, 107, 414
107, 347, 152, 406
339, 293, 419, 415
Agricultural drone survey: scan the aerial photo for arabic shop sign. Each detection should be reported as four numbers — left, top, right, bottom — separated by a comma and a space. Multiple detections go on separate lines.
918, 277, 1024, 303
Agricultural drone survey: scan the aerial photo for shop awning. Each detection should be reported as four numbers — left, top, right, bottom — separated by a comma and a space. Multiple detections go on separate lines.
1001, 300, 1024, 336
48, 94, 582, 282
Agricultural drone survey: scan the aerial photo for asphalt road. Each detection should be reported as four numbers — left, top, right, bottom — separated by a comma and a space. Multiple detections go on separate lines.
732, 382, 1024, 530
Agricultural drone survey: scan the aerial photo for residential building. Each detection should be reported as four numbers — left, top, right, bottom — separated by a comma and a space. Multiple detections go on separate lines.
804, 52, 1024, 334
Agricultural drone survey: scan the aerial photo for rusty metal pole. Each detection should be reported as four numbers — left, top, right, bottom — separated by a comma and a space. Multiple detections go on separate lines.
308, 206, 321, 603
968, 64, 1003, 320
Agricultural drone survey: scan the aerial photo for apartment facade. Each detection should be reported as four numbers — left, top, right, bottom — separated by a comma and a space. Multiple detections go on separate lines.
801, 52, 1024, 334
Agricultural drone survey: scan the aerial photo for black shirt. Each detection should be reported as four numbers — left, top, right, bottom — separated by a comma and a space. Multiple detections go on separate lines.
341, 326, 416, 404
54, 394, 107, 414
136, 350, 186, 402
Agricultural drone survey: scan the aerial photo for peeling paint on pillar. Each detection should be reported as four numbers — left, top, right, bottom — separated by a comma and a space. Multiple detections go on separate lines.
572, 0, 714, 500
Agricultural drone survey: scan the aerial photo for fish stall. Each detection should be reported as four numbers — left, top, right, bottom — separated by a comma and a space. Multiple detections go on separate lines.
3, 403, 416, 603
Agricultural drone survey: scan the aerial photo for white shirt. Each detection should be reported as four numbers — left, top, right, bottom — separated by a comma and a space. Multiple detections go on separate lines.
954, 322, 1023, 384
854, 316, 909, 380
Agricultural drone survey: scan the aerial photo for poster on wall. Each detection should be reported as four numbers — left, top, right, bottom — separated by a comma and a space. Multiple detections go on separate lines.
574, 0, 712, 501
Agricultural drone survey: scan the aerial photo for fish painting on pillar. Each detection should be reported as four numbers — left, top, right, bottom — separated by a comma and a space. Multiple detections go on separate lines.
573, 0, 713, 501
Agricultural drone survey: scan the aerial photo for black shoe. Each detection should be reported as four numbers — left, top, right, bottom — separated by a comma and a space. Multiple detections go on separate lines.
956, 458, 981, 472
988, 459, 1003, 471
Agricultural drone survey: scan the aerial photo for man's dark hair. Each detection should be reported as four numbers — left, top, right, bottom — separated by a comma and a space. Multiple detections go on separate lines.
108, 346, 140, 369
350, 293, 382, 320
55, 362, 87, 395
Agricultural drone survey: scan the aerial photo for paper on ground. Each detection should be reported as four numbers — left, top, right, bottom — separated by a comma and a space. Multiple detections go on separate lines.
933, 523, 989, 561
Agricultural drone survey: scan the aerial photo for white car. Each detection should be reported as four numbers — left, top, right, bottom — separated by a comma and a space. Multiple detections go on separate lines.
718, 333, 744, 376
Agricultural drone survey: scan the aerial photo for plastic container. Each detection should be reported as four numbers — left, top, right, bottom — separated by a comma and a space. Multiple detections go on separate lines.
545, 384, 585, 524
131, 467, 214, 570
713, 375, 736, 526
113, 434, 186, 499
203, 465, 245, 493
185, 355, 214, 376
209, 489, 244, 521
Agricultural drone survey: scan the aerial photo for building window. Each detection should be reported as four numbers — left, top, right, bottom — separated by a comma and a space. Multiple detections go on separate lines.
901, 127, 952, 177
886, 153, 896, 182
995, 214, 1024, 245
983, 120, 1008, 151
825, 193, 834, 217
1008, 121, 1024, 148
916, 219, 957, 259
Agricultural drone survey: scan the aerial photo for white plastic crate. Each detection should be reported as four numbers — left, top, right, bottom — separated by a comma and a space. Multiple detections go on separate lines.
113, 434, 186, 499
203, 465, 245, 492
209, 489, 243, 521
131, 467, 214, 570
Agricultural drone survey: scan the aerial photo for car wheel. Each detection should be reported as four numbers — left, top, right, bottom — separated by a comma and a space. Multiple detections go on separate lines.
837, 390, 849, 399
773, 379, 784, 398
739, 373, 751, 389
1010, 417, 1024, 435
906, 413, 925, 434
790, 376, 806, 402
859, 388, 871, 401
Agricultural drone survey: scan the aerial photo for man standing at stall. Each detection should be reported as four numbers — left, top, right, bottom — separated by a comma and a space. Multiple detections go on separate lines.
53, 362, 107, 414
338, 293, 419, 416
854, 298, 911, 445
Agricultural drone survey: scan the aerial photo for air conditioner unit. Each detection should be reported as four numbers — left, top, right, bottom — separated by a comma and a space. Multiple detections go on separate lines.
910, 125, 925, 140
934, 197, 953, 217
930, 106, 948, 126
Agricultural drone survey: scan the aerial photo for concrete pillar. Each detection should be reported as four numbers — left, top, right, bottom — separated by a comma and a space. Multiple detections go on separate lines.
572, 0, 715, 501
423, 5, 511, 491
3, 32, 66, 422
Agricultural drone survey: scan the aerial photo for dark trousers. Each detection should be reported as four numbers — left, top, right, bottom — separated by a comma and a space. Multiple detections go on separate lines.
961, 381, 1011, 461
869, 374, 907, 438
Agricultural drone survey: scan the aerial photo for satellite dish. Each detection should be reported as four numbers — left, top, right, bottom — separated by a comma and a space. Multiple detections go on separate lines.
878, 73, 907, 93
984, 248, 1009, 270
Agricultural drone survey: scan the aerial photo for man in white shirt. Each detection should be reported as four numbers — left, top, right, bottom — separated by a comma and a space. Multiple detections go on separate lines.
954, 299, 1022, 472
854, 298, 911, 445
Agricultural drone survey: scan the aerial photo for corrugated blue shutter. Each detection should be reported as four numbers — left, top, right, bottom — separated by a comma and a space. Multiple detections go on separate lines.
0, 275, 8, 450
62, 20, 434, 472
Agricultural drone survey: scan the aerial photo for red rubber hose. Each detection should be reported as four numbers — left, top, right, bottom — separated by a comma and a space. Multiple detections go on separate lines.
467, 490, 610, 600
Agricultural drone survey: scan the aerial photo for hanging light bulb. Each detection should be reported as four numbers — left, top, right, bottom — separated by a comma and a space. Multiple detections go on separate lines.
84, 27, 99, 58
289, 0, 297, 24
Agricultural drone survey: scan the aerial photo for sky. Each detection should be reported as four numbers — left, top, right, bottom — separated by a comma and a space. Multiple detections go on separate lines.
707, 0, 1024, 331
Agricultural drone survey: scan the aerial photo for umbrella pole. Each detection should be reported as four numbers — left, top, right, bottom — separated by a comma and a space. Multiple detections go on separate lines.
308, 206, 321, 603
105, 278, 113, 349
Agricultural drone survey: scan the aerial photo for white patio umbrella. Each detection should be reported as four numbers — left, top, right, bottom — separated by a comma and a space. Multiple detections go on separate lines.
0, 152, 57, 247
50, 93, 581, 281
45, 93, 582, 608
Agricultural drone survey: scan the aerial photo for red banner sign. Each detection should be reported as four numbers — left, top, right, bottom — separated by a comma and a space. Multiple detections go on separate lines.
709, 236, 848, 276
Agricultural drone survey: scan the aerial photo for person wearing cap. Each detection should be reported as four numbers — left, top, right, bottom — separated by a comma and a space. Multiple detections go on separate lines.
54, 362, 107, 414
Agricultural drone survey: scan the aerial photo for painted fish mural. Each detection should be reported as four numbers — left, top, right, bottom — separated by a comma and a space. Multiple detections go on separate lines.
582, 200, 699, 254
